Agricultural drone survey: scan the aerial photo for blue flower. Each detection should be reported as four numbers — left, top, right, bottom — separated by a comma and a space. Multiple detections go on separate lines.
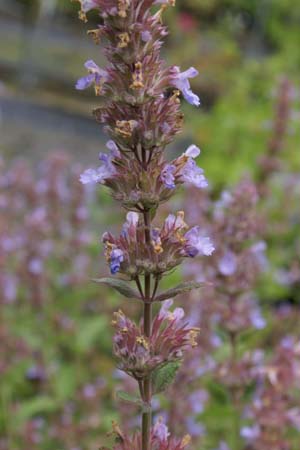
180, 145, 208, 189
121, 212, 139, 237
160, 164, 176, 189
80, 141, 119, 185
171, 66, 200, 106
153, 417, 170, 443
240, 425, 260, 441
218, 250, 237, 276
110, 248, 124, 274
184, 226, 215, 257
76, 60, 108, 95
250, 308, 266, 330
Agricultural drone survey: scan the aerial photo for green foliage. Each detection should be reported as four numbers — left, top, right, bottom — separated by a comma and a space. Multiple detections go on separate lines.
155, 281, 204, 302
152, 361, 182, 394
93, 278, 141, 300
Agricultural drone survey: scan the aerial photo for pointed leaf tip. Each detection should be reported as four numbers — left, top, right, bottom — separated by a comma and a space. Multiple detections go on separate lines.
92, 277, 142, 300
155, 281, 204, 302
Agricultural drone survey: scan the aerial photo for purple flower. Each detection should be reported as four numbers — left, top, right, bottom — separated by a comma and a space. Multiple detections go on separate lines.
287, 408, 300, 431
182, 159, 207, 188
28, 258, 43, 275
80, 168, 104, 184
164, 212, 187, 233
141, 31, 152, 42
105, 140, 119, 154
240, 425, 260, 441
79, 0, 98, 11
110, 248, 124, 274
184, 144, 201, 158
185, 416, 205, 437
3, 274, 17, 303
215, 442, 231, 450
250, 240, 268, 270
76, 60, 108, 94
188, 389, 209, 414
171, 66, 200, 106
184, 226, 215, 256
158, 299, 174, 319
250, 307, 266, 330
153, 417, 170, 442
218, 250, 237, 276
173, 145, 207, 189
80, 141, 119, 185
160, 164, 176, 189
158, 300, 185, 323
121, 212, 139, 237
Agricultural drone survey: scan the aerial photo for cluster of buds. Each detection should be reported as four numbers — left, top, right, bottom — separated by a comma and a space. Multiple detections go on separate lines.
102, 211, 213, 276
112, 300, 199, 380
73, 0, 213, 448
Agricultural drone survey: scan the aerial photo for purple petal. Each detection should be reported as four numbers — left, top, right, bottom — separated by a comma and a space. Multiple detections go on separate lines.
185, 145, 200, 158
84, 59, 100, 72
75, 74, 94, 90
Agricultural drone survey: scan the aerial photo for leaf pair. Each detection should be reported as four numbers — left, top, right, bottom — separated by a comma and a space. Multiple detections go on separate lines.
116, 361, 181, 408
93, 278, 203, 302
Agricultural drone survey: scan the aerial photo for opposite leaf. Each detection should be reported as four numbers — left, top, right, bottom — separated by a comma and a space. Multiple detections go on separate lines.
152, 361, 181, 394
155, 281, 204, 302
92, 277, 142, 300
116, 390, 143, 406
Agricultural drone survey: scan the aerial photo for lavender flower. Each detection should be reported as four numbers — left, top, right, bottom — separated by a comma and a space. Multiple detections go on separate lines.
184, 226, 215, 256
160, 164, 176, 189
240, 425, 260, 441
153, 417, 170, 442
110, 248, 124, 275
80, 141, 119, 185
218, 250, 237, 276
76, 60, 108, 95
170, 67, 200, 106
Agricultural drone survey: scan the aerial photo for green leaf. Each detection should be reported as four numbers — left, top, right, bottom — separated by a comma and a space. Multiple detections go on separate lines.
155, 281, 204, 302
18, 396, 57, 421
92, 277, 141, 300
116, 390, 143, 406
115, 391, 150, 413
152, 361, 181, 394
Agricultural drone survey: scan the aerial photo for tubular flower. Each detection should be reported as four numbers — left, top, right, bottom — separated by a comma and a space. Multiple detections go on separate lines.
110, 248, 125, 274
79, 140, 120, 185
169, 145, 208, 189
102, 212, 214, 277
76, 60, 108, 95
170, 67, 200, 106
160, 164, 176, 189
112, 303, 199, 378
184, 226, 215, 257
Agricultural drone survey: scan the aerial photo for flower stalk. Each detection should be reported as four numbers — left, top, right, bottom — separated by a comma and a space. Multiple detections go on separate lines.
73, 1, 214, 448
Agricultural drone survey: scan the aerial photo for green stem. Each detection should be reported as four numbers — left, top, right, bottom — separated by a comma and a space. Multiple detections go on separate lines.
142, 210, 152, 450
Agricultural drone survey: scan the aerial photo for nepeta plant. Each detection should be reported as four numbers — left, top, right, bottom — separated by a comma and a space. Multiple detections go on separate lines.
73, 1, 214, 448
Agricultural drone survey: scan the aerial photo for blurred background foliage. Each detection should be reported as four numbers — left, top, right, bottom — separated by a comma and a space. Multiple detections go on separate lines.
0, 1, 299, 449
